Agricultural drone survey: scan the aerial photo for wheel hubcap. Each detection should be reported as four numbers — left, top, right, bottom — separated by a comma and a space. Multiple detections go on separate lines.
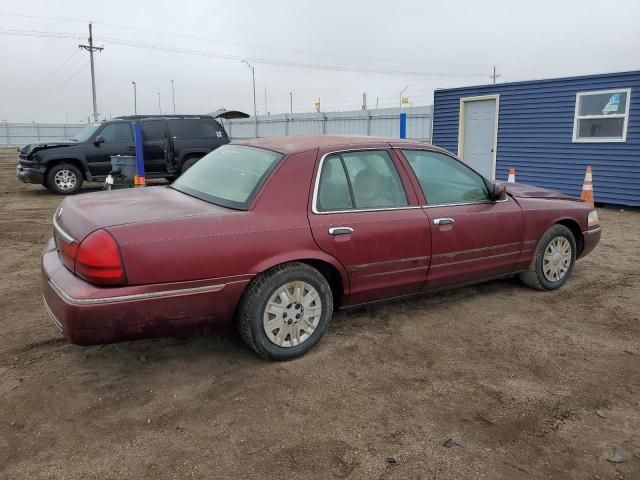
543, 236, 572, 282
263, 281, 322, 348
54, 170, 77, 191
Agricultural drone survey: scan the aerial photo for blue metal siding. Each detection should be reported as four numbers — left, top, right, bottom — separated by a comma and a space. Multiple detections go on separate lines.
433, 71, 640, 206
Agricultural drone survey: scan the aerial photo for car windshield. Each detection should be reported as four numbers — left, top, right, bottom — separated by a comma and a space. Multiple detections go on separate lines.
70, 124, 102, 142
171, 144, 283, 210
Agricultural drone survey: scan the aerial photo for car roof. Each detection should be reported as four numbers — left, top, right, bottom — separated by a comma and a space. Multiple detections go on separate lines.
235, 135, 441, 154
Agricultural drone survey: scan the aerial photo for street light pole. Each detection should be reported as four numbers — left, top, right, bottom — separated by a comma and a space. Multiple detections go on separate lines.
157, 92, 161, 114
400, 84, 413, 108
170, 80, 176, 114
242, 60, 258, 137
131, 81, 137, 115
290, 92, 293, 114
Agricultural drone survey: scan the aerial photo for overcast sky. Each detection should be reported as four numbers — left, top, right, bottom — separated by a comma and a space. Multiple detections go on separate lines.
1, 0, 639, 123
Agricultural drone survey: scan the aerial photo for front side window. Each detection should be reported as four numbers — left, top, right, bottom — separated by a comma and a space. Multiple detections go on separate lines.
70, 123, 101, 142
99, 123, 133, 143
573, 89, 631, 142
316, 150, 408, 212
403, 150, 489, 205
171, 144, 282, 209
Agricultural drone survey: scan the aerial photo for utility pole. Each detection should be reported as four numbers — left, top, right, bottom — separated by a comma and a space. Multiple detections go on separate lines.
362, 92, 367, 110
289, 92, 293, 114
79, 22, 103, 122
490, 65, 501, 84
157, 92, 161, 114
241, 60, 257, 137
170, 80, 176, 114
131, 81, 137, 115
264, 85, 268, 115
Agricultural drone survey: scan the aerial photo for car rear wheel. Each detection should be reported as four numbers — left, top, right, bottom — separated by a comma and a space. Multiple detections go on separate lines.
237, 262, 333, 360
46, 163, 83, 195
519, 224, 576, 291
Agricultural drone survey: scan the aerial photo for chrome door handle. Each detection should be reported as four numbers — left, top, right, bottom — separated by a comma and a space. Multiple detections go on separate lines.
433, 217, 455, 225
328, 227, 354, 235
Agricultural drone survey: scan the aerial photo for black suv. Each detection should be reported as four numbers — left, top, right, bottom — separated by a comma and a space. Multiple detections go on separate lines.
16, 111, 248, 194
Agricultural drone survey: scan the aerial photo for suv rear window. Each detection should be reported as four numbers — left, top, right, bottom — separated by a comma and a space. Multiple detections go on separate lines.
167, 118, 226, 139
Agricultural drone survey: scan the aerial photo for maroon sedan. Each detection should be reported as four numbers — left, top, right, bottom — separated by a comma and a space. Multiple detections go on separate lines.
42, 136, 601, 359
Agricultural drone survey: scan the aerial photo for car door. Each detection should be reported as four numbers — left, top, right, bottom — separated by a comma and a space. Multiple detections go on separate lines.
141, 119, 167, 173
399, 149, 524, 290
86, 122, 135, 176
308, 147, 431, 306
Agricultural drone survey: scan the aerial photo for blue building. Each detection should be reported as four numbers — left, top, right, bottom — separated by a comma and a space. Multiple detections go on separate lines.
432, 71, 639, 206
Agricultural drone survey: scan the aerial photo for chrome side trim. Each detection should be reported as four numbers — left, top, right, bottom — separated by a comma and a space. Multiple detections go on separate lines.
49, 279, 228, 306
432, 241, 521, 258
422, 196, 510, 208
42, 295, 63, 332
348, 255, 431, 271
431, 250, 520, 268
52, 210, 75, 244
311, 148, 420, 215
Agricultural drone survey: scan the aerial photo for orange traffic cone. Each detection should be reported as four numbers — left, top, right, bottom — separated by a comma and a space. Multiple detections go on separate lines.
580, 166, 594, 206
507, 167, 516, 183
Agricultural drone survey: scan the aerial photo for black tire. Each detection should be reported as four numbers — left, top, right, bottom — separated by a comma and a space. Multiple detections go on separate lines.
45, 163, 83, 195
238, 262, 334, 360
180, 156, 200, 173
519, 224, 576, 291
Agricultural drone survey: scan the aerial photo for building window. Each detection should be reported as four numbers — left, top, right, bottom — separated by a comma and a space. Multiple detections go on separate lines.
573, 88, 631, 143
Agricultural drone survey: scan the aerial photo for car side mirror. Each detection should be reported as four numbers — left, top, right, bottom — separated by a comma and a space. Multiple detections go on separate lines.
94, 135, 105, 146
491, 182, 507, 201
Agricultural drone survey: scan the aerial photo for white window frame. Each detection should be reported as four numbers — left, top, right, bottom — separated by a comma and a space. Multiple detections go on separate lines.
572, 88, 632, 143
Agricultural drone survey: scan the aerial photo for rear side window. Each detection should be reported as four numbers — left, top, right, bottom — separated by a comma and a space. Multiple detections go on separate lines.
141, 120, 164, 140
100, 123, 133, 143
402, 150, 489, 204
316, 150, 408, 212
167, 118, 226, 139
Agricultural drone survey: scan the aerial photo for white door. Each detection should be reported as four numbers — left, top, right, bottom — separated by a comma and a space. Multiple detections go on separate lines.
461, 98, 498, 179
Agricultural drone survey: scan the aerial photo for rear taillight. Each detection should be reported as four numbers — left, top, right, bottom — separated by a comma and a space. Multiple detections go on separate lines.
58, 239, 79, 271
74, 229, 126, 286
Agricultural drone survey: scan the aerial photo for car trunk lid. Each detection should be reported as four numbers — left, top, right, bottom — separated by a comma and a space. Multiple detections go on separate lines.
55, 185, 235, 242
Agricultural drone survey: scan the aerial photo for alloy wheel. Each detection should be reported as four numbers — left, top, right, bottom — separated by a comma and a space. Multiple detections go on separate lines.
54, 169, 77, 191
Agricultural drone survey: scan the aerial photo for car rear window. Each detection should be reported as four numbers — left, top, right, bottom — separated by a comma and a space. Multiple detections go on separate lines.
171, 144, 283, 210
167, 118, 226, 139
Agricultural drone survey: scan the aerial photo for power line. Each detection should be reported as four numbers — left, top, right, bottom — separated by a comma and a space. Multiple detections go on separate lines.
0, 27, 487, 78
0, 12, 490, 68
97, 35, 487, 78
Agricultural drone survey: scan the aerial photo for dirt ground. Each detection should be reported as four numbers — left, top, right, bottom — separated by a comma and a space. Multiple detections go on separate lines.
0, 149, 639, 480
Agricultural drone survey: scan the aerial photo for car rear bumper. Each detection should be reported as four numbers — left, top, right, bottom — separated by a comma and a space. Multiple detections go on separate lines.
41, 239, 250, 345
580, 226, 601, 258
16, 163, 46, 184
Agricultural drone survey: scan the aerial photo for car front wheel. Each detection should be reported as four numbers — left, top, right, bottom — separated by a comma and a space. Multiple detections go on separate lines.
519, 224, 577, 291
237, 262, 334, 360
46, 163, 83, 195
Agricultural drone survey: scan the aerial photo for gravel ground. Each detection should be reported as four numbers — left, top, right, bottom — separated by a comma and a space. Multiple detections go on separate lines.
0, 149, 639, 479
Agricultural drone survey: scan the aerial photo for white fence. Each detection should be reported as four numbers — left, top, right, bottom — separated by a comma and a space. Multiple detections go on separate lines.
1, 122, 87, 147
1, 105, 433, 147
223, 106, 433, 142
